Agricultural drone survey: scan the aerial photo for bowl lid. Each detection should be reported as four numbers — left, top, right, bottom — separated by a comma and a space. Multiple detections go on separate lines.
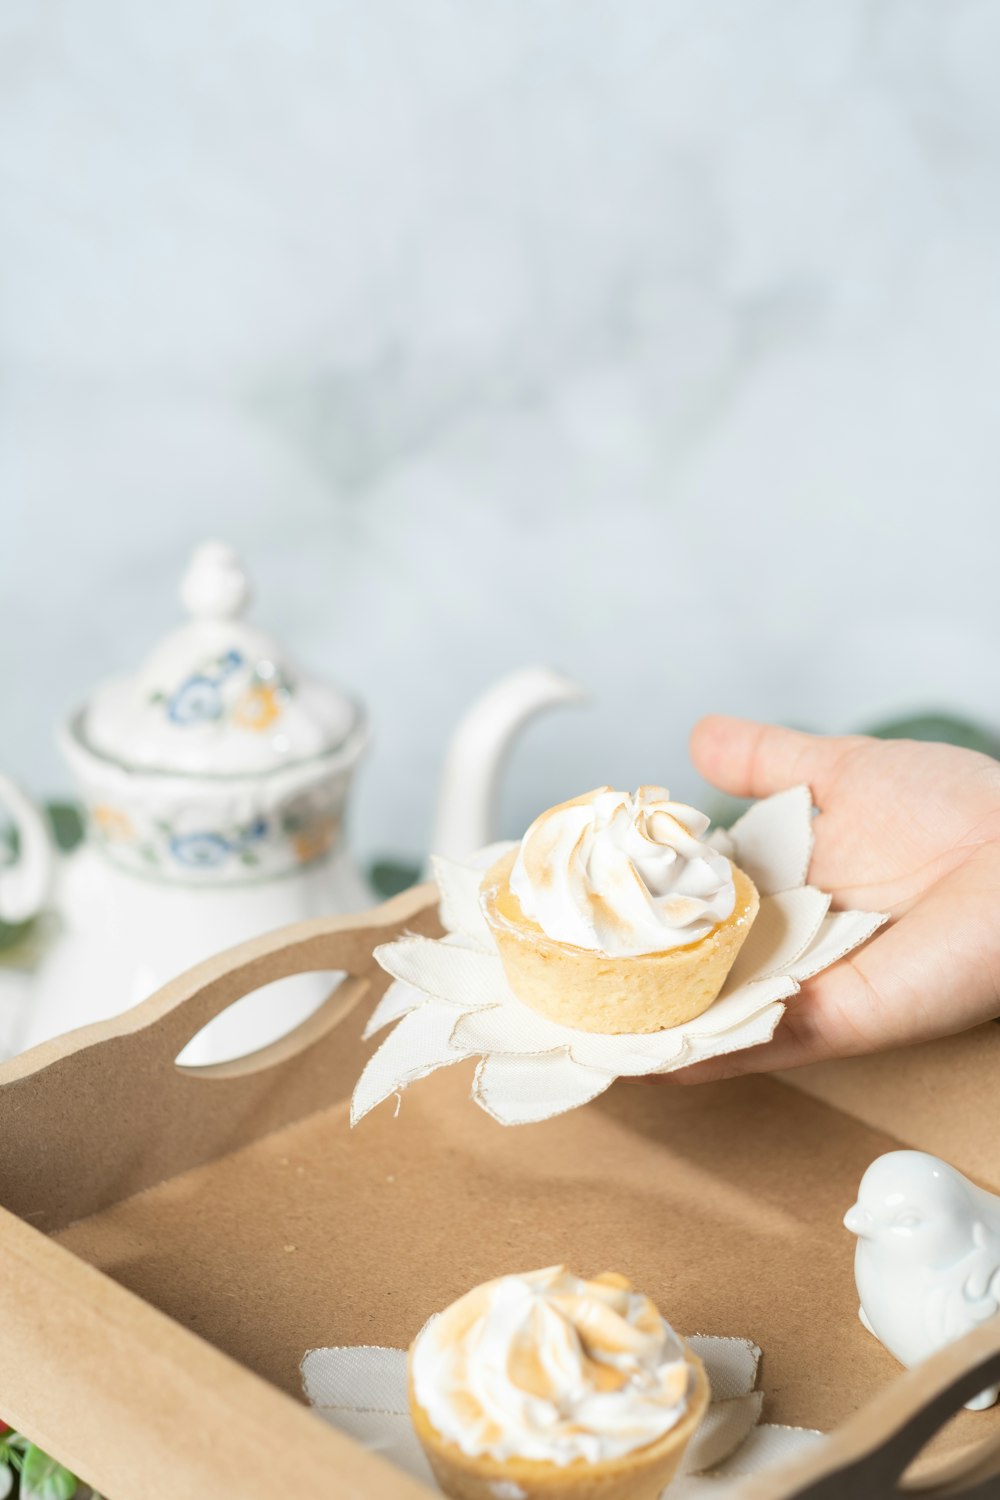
82, 542, 360, 774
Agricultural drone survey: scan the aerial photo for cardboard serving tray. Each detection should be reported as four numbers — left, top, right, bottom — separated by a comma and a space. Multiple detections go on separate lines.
2, 887, 1000, 1499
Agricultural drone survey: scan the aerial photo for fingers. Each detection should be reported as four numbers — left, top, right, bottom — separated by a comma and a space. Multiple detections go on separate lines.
664, 940, 896, 1084
664, 987, 842, 1084
664, 854, 1000, 1085
690, 716, 865, 803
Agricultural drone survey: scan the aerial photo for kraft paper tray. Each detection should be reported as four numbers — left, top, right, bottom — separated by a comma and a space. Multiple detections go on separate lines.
2, 886, 1000, 1499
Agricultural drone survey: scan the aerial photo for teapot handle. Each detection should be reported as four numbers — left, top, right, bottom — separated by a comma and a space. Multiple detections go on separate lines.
0, 774, 55, 924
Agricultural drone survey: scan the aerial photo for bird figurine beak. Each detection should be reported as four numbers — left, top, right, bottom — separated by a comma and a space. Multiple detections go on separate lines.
843, 1203, 870, 1237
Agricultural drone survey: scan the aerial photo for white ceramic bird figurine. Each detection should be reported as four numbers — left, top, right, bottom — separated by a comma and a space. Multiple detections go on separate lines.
845, 1150, 1000, 1409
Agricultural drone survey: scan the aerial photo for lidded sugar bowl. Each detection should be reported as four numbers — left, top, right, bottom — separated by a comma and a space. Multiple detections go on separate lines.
1, 542, 581, 1062
61, 540, 368, 893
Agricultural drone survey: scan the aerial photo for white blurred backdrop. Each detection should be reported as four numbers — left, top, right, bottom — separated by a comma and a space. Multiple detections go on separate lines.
3, 0, 999, 864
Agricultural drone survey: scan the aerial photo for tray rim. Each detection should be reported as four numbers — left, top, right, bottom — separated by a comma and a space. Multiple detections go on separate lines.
3, 888, 1000, 1500
0, 1199, 432, 1500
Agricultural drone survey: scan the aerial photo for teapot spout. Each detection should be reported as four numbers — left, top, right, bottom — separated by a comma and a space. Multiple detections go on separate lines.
429, 667, 585, 863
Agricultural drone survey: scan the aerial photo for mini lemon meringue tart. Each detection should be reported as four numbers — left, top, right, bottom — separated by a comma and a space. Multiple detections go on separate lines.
480, 786, 758, 1034
408, 1265, 708, 1500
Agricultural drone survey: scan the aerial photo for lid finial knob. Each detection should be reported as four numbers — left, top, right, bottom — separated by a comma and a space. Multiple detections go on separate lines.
180, 542, 252, 622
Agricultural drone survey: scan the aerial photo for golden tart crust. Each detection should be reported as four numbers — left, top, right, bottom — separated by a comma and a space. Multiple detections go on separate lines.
481, 847, 758, 1034
408, 1341, 709, 1500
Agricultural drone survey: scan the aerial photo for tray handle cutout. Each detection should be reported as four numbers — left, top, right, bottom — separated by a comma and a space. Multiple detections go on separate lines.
0, 884, 441, 1231
139, 884, 437, 1076
747, 1318, 1000, 1499
174, 969, 369, 1079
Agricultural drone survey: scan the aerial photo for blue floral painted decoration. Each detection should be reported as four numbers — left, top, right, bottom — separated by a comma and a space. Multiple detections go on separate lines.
169, 832, 232, 869
167, 676, 224, 725
165, 650, 245, 726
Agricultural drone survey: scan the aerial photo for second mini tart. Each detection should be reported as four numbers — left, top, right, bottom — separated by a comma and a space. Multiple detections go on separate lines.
481, 845, 759, 1034
408, 1267, 710, 1500
409, 1361, 709, 1500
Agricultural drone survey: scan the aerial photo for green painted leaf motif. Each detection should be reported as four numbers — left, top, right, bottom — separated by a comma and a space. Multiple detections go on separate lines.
20, 1444, 77, 1499
0, 1460, 13, 1500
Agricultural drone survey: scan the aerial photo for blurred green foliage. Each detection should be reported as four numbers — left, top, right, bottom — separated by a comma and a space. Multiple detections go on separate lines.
865, 712, 1000, 759
368, 857, 422, 899
0, 804, 84, 953
19, 1444, 77, 1500
0, 1431, 84, 1500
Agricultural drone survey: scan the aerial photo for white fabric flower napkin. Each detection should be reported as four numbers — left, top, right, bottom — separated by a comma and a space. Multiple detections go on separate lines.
300, 1337, 824, 1497
352, 787, 887, 1128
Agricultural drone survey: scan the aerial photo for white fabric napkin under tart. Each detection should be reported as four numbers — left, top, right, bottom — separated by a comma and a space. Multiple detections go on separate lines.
352, 787, 886, 1127
301, 1336, 824, 1497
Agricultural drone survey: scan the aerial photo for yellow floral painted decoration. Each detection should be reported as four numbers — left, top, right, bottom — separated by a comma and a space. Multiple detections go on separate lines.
233, 683, 282, 733
291, 816, 338, 865
91, 805, 134, 841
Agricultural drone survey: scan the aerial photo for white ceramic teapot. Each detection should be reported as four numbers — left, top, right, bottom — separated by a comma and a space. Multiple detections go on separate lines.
1, 542, 582, 1063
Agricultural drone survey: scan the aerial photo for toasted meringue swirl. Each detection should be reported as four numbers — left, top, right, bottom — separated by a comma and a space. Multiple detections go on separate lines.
507, 786, 735, 956
410, 1266, 691, 1465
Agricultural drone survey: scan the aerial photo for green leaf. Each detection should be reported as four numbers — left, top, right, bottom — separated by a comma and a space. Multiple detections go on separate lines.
368, 858, 421, 899
0, 916, 35, 952
20, 1444, 77, 1500
861, 712, 1000, 759
44, 802, 85, 853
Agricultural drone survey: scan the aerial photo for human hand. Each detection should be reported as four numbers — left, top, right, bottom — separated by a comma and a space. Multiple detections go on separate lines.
672, 715, 1000, 1082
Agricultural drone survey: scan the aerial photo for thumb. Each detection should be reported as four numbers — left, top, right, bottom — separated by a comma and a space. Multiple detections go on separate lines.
690, 716, 865, 803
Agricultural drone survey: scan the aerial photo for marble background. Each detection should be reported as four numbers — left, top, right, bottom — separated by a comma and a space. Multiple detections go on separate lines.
3, 0, 999, 865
